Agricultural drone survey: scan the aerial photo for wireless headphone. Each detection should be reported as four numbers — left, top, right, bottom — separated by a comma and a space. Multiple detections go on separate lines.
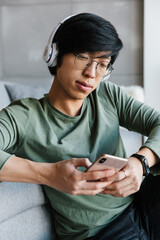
43, 14, 76, 67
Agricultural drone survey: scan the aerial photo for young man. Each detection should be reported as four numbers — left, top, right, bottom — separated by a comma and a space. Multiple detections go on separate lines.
0, 13, 160, 240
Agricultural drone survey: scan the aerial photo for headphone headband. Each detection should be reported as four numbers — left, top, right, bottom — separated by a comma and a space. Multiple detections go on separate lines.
43, 14, 76, 67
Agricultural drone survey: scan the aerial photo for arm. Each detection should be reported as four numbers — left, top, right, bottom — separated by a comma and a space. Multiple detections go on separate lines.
101, 83, 160, 197
0, 102, 114, 195
0, 155, 115, 195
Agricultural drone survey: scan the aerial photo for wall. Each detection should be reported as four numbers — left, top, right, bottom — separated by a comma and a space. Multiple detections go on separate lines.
0, 0, 143, 87
144, 0, 160, 111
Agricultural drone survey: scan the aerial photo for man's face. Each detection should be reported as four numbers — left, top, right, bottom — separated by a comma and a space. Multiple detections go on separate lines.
54, 52, 111, 101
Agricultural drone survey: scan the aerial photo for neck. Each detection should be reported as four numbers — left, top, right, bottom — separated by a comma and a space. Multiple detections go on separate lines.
48, 81, 84, 117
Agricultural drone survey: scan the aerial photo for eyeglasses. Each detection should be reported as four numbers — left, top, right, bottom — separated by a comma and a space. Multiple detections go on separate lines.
74, 53, 113, 77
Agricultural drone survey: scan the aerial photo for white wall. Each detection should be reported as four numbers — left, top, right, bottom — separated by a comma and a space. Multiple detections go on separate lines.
144, 0, 160, 111
0, 0, 143, 87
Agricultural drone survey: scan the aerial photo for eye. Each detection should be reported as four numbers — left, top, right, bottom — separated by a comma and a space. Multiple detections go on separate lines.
77, 54, 89, 61
99, 61, 108, 69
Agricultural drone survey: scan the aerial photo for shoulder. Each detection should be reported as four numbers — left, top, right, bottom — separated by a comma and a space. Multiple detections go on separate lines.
0, 97, 48, 136
7, 97, 44, 111
98, 81, 122, 97
94, 80, 125, 106
1, 97, 46, 122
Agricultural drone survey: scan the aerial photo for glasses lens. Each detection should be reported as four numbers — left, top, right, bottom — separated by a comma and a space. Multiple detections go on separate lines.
98, 63, 113, 77
106, 64, 113, 76
97, 61, 110, 77
75, 53, 113, 77
75, 54, 90, 70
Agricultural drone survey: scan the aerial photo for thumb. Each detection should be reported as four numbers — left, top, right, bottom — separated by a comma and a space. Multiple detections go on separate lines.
72, 158, 92, 168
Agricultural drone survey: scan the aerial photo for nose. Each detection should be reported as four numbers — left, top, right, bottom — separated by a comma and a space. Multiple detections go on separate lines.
82, 62, 97, 78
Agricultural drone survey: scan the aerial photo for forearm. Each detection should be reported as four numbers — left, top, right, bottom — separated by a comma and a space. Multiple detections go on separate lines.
137, 147, 159, 168
0, 155, 48, 184
0, 155, 122, 195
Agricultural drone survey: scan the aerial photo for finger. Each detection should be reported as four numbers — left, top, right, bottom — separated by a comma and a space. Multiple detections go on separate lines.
121, 169, 128, 178
84, 180, 113, 190
106, 169, 129, 182
105, 177, 130, 190
70, 189, 103, 196
103, 177, 140, 196
81, 169, 115, 181
103, 187, 138, 197
68, 176, 112, 194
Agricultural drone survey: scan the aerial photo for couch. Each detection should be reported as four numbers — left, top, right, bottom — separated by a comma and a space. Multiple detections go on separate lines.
0, 81, 56, 240
0, 81, 145, 240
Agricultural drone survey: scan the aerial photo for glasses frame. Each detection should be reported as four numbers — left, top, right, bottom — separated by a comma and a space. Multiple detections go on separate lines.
74, 53, 114, 77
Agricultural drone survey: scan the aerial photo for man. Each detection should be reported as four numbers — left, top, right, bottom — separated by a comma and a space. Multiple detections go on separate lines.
0, 13, 160, 240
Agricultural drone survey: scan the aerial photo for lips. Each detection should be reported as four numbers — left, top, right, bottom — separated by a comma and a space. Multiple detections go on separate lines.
76, 81, 93, 92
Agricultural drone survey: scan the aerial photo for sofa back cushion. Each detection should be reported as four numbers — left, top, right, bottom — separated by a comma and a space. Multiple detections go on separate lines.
0, 82, 11, 110
5, 82, 50, 101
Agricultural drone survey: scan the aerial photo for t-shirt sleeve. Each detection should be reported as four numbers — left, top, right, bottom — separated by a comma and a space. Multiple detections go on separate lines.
0, 100, 30, 169
101, 81, 160, 158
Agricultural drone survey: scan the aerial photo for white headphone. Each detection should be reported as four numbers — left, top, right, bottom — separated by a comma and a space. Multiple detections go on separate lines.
43, 14, 76, 67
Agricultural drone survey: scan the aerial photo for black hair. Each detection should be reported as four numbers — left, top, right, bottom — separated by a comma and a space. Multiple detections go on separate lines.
48, 13, 123, 76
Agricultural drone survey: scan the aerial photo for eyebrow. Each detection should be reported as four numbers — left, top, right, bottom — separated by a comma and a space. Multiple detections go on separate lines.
96, 54, 111, 59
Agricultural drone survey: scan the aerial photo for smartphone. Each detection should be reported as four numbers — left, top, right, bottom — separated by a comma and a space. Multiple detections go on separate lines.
87, 154, 128, 172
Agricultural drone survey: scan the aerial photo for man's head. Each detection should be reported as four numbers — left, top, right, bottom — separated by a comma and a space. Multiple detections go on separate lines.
43, 13, 123, 76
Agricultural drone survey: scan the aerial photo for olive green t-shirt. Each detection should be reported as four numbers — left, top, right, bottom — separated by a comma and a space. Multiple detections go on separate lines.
1, 81, 160, 239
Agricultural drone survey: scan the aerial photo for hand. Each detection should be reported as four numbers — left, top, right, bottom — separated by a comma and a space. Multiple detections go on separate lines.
102, 156, 143, 197
41, 158, 115, 195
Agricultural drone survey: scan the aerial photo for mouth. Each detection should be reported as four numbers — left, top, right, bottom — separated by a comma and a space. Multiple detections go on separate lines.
76, 81, 93, 92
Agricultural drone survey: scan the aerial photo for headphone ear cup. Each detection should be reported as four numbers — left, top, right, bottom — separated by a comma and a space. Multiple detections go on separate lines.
43, 41, 58, 67
43, 44, 51, 63
48, 43, 58, 67
43, 27, 58, 66
43, 14, 76, 67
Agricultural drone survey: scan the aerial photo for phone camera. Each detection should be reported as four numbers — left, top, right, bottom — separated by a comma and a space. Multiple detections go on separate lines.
99, 158, 107, 164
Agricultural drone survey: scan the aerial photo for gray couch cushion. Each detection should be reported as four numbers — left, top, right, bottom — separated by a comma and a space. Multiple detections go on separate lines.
0, 182, 56, 239
0, 182, 47, 223
5, 82, 50, 101
0, 82, 11, 110
0, 205, 54, 240
0, 82, 56, 239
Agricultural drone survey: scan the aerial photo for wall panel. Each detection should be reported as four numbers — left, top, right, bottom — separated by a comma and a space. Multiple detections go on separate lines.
0, 0, 143, 86
144, 0, 160, 111
1, 4, 71, 79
